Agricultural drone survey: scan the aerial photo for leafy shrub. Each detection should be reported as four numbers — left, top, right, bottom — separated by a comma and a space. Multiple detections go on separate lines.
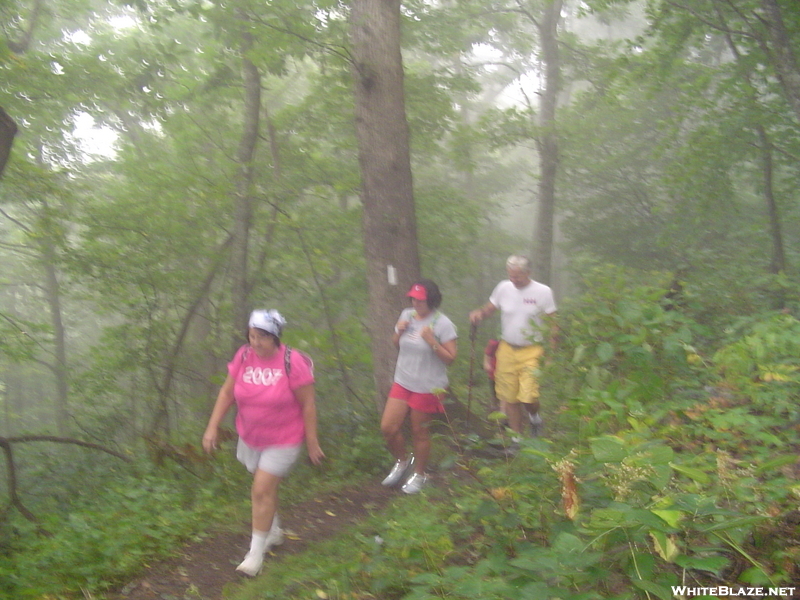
713, 312, 800, 420
0, 463, 233, 599
545, 264, 707, 439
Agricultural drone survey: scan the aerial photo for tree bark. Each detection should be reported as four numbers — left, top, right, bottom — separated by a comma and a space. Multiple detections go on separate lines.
350, 0, 421, 410
533, 0, 563, 285
0, 107, 16, 176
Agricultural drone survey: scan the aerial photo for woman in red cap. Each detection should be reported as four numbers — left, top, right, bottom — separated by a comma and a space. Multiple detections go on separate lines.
380, 279, 458, 494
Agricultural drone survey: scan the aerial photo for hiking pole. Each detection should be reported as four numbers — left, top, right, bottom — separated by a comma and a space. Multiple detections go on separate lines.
466, 321, 478, 428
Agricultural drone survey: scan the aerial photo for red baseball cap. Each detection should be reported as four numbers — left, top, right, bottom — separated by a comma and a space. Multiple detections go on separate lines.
407, 284, 427, 300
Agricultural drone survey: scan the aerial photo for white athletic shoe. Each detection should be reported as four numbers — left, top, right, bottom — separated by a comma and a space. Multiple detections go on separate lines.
236, 516, 283, 576
401, 472, 428, 494
235, 551, 263, 576
381, 455, 414, 487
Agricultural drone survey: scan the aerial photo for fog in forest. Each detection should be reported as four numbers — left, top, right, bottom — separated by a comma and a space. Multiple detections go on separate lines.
2, 0, 799, 595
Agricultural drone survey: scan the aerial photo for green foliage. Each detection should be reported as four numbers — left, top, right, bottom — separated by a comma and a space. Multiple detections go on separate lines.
4, 266, 799, 599
562, 0, 800, 296
0, 422, 396, 599
4, 0, 800, 594
235, 269, 800, 600
0, 464, 235, 599
713, 312, 800, 417
549, 264, 705, 437
0, 315, 44, 362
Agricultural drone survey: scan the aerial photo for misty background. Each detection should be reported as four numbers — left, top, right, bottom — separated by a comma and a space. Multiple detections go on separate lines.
1, 0, 799, 596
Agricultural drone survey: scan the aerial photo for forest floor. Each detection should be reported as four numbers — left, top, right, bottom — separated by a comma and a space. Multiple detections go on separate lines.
105, 404, 496, 600
105, 480, 398, 600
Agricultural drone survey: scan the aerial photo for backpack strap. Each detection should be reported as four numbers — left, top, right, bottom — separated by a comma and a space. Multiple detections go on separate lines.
284, 345, 314, 378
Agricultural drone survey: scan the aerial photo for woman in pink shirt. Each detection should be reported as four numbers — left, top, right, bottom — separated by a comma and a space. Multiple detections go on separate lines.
202, 309, 324, 576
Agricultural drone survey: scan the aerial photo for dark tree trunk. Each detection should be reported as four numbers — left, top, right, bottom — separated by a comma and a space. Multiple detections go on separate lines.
718, 12, 789, 276
533, 0, 562, 285
0, 107, 16, 176
350, 0, 421, 410
755, 125, 785, 275
759, 0, 800, 125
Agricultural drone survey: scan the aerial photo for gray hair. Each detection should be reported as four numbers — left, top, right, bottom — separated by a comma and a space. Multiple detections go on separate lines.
506, 255, 531, 272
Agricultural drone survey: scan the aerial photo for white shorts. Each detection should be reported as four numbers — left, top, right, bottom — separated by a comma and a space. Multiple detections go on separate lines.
236, 438, 303, 477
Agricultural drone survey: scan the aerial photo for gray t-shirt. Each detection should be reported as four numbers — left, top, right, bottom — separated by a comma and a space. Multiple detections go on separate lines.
393, 308, 458, 393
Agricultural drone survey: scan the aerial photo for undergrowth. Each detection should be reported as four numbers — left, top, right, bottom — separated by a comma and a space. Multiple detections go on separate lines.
3, 266, 799, 599
0, 423, 387, 600
221, 267, 800, 600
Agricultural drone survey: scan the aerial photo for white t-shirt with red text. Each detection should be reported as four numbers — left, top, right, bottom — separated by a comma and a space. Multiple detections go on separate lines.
489, 280, 557, 345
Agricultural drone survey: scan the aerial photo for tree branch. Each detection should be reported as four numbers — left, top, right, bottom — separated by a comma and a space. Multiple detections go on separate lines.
248, 15, 354, 65
662, 0, 758, 41
0, 436, 131, 531
2, 435, 132, 461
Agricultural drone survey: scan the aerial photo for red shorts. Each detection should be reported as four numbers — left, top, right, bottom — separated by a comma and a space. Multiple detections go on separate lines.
389, 383, 445, 414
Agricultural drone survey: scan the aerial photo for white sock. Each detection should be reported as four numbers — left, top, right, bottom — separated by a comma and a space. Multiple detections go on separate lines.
270, 514, 281, 533
249, 529, 269, 556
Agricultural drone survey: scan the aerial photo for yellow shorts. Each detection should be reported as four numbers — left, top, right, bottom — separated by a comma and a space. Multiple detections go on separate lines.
494, 341, 544, 405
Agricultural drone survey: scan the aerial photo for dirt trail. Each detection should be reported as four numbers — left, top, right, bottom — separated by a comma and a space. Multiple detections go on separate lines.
107, 481, 397, 600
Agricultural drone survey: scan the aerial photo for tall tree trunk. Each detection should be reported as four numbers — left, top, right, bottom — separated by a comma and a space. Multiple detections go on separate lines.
6, 0, 44, 54
41, 241, 69, 435
759, 0, 800, 125
0, 107, 16, 176
149, 235, 234, 435
350, 0, 421, 410
717, 12, 789, 275
32, 143, 69, 436
533, 0, 562, 285
755, 125, 785, 275
230, 21, 262, 353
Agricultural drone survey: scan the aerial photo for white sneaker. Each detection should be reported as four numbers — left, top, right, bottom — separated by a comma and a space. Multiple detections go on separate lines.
235, 551, 263, 576
401, 472, 428, 494
236, 517, 283, 576
381, 455, 414, 487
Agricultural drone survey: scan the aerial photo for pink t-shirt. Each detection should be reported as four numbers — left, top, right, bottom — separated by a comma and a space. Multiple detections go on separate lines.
228, 344, 314, 448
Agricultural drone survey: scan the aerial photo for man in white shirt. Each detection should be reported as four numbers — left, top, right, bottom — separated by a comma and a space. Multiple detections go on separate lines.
469, 255, 557, 436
